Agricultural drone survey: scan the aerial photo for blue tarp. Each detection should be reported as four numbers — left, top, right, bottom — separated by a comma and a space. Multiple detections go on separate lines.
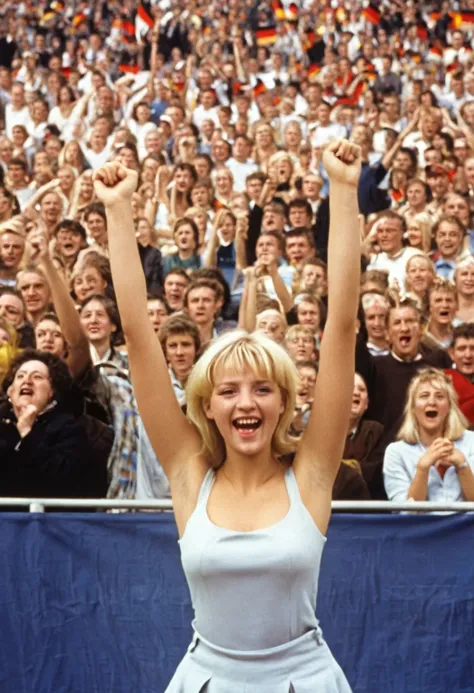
0, 513, 473, 693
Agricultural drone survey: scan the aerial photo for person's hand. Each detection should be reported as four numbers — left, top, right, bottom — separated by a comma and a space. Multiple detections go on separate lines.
93, 162, 138, 207
242, 265, 256, 283
322, 139, 361, 187
418, 438, 454, 471
401, 107, 421, 139
445, 448, 467, 470
254, 259, 269, 278
267, 163, 279, 187
235, 214, 248, 240
16, 403, 39, 439
0, 216, 25, 238
28, 229, 50, 264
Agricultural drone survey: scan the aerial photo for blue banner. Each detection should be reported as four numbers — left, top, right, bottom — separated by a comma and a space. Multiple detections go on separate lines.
0, 513, 473, 693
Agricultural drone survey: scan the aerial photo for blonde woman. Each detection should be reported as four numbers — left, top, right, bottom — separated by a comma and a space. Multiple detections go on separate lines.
252, 120, 277, 171
213, 167, 234, 207
405, 212, 433, 253
93, 138, 360, 692
454, 256, 474, 324
404, 253, 436, 312
383, 368, 474, 502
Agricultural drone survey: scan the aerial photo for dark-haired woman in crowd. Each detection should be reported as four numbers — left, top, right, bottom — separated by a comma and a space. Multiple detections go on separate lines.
79, 294, 127, 369
0, 349, 107, 500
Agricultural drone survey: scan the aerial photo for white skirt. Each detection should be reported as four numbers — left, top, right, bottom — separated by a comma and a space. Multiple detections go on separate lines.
164, 628, 353, 693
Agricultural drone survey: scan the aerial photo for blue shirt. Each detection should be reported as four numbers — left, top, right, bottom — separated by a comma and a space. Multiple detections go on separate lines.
383, 431, 474, 503
434, 258, 457, 280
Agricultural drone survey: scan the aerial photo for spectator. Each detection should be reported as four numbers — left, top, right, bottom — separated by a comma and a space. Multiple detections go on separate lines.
425, 278, 457, 349
362, 293, 390, 357
0, 226, 25, 287
0, 350, 108, 501
384, 369, 474, 503
343, 372, 384, 499
366, 212, 419, 289
454, 257, 474, 324
436, 213, 469, 275
162, 217, 201, 276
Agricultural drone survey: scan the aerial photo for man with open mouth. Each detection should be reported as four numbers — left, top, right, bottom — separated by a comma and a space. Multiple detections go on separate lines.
357, 300, 453, 480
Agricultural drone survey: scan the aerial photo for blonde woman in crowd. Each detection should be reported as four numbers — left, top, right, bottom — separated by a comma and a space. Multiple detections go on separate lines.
405, 212, 433, 253
404, 253, 436, 312
454, 256, 474, 324
384, 369, 474, 503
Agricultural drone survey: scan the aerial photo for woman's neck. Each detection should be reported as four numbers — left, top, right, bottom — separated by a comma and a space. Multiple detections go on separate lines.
92, 338, 111, 359
220, 448, 282, 493
419, 427, 444, 447
457, 293, 474, 312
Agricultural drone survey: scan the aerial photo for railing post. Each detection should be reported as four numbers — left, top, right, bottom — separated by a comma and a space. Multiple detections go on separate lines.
29, 502, 45, 513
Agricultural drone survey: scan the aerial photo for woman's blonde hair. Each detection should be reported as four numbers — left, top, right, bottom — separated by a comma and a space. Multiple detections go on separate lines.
186, 330, 299, 465
407, 212, 433, 253
397, 368, 468, 444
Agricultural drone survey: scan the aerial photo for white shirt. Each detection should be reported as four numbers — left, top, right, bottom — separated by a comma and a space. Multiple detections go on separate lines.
5, 104, 31, 139
225, 158, 258, 193
368, 246, 420, 290
310, 122, 346, 148
192, 105, 219, 130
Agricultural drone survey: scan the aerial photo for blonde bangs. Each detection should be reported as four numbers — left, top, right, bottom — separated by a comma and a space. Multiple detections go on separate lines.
186, 331, 299, 465
397, 368, 468, 444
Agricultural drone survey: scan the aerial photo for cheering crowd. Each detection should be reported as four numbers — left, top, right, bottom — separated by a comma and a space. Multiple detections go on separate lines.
1, 0, 474, 506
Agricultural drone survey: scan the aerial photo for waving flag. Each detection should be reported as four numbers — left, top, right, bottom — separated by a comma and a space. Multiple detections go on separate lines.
135, 3, 154, 43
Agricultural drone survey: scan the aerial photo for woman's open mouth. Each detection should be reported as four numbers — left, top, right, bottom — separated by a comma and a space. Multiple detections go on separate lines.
232, 417, 262, 436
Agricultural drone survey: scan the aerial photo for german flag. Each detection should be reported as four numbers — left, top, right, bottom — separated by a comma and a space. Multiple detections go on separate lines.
271, 0, 285, 22
362, 3, 381, 25
72, 12, 87, 27
428, 45, 443, 62
121, 19, 136, 40
307, 63, 321, 80
40, 10, 56, 24
452, 11, 474, 30
119, 64, 140, 74
335, 7, 347, 25
334, 96, 356, 107
214, 199, 229, 211
429, 11, 442, 23
255, 27, 277, 46
304, 30, 318, 51
233, 81, 243, 96
60, 67, 71, 78
286, 3, 298, 22
446, 61, 461, 73
416, 21, 428, 41
253, 79, 267, 98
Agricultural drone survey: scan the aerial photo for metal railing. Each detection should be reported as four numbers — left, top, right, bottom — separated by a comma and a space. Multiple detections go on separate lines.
0, 498, 473, 513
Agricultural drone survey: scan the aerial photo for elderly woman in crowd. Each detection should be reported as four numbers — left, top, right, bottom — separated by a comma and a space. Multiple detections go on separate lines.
384, 369, 474, 503
0, 349, 107, 500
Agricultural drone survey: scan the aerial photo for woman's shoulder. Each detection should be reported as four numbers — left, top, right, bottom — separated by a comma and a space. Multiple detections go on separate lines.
457, 430, 474, 447
384, 438, 416, 457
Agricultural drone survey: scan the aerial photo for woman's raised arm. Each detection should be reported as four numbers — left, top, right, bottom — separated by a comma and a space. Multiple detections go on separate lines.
93, 162, 203, 479
294, 140, 361, 529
